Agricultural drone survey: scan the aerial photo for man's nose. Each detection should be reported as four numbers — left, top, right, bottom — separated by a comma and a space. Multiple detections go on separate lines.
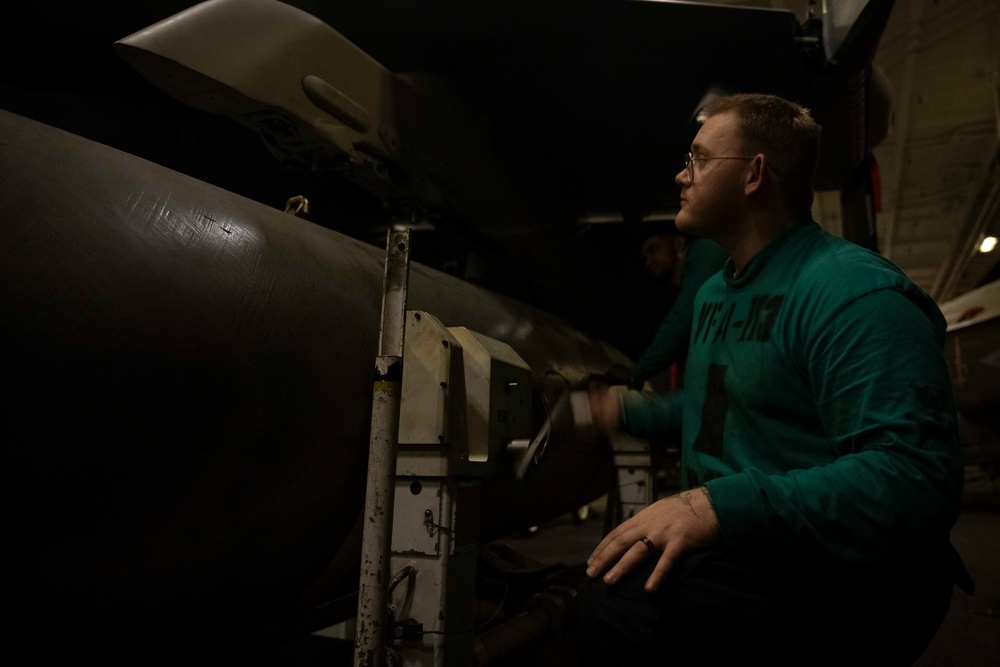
675, 167, 689, 187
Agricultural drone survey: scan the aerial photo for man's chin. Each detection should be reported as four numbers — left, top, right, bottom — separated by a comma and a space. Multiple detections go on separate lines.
676, 213, 711, 238
675, 213, 695, 233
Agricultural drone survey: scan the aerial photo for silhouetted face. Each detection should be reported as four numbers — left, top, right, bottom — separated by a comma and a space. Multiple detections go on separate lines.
641, 234, 678, 279
674, 111, 749, 238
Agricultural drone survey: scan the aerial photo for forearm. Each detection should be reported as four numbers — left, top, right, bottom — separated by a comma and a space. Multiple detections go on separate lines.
707, 439, 962, 561
620, 389, 684, 442
631, 313, 691, 383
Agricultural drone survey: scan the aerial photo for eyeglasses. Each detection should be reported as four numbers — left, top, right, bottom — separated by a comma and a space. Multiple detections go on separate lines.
684, 152, 755, 183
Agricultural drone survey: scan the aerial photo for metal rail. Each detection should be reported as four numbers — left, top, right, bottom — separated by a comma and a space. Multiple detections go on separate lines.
354, 229, 411, 667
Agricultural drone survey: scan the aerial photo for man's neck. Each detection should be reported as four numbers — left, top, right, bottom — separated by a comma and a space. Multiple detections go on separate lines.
724, 210, 799, 277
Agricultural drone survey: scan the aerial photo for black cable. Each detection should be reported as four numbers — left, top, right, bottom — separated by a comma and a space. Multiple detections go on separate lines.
388, 565, 413, 595
540, 369, 571, 425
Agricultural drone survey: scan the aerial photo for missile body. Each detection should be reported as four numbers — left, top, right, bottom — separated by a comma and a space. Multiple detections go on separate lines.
0, 110, 622, 652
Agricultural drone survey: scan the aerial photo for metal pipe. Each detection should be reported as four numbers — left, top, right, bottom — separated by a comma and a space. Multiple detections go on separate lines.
354, 230, 410, 667
472, 585, 580, 667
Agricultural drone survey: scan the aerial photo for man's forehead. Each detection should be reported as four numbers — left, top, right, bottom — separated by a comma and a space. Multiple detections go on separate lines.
691, 112, 738, 152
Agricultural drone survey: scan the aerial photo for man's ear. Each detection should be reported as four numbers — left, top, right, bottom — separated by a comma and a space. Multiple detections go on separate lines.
744, 154, 766, 196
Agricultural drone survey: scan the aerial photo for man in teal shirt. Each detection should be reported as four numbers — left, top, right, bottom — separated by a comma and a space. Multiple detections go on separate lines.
578, 93, 970, 665
629, 230, 727, 389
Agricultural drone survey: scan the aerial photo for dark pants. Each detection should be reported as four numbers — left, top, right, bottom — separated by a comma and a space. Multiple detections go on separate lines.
575, 545, 957, 667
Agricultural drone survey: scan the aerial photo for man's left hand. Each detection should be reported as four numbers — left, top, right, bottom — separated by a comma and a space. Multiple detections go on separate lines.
586, 487, 720, 593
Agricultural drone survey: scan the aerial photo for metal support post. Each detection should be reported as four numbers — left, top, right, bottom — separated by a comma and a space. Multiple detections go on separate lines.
354, 229, 411, 667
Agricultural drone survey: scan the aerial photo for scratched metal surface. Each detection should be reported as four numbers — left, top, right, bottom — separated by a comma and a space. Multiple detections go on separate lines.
0, 110, 620, 652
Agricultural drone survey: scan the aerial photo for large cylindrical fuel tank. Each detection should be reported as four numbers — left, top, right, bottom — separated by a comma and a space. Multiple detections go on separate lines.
0, 110, 624, 653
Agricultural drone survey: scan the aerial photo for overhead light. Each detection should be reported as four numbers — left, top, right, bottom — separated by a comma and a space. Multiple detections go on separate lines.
980, 236, 997, 253
576, 210, 678, 224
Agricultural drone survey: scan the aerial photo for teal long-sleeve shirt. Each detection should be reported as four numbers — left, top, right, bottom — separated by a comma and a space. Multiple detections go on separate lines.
621, 220, 963, 564
630, 238, 728, 385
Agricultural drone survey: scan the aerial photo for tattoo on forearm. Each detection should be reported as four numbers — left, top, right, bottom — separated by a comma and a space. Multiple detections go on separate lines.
677, 487, 712, 517
678, 490, 697, 515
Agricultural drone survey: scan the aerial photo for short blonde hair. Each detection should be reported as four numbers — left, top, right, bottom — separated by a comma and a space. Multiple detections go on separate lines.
698, 94, 822, 216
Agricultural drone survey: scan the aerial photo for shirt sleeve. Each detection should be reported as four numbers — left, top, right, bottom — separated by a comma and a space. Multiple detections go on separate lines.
705, 288, 964, 562
630, 240, 727, 384
620, 388, 684, 443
